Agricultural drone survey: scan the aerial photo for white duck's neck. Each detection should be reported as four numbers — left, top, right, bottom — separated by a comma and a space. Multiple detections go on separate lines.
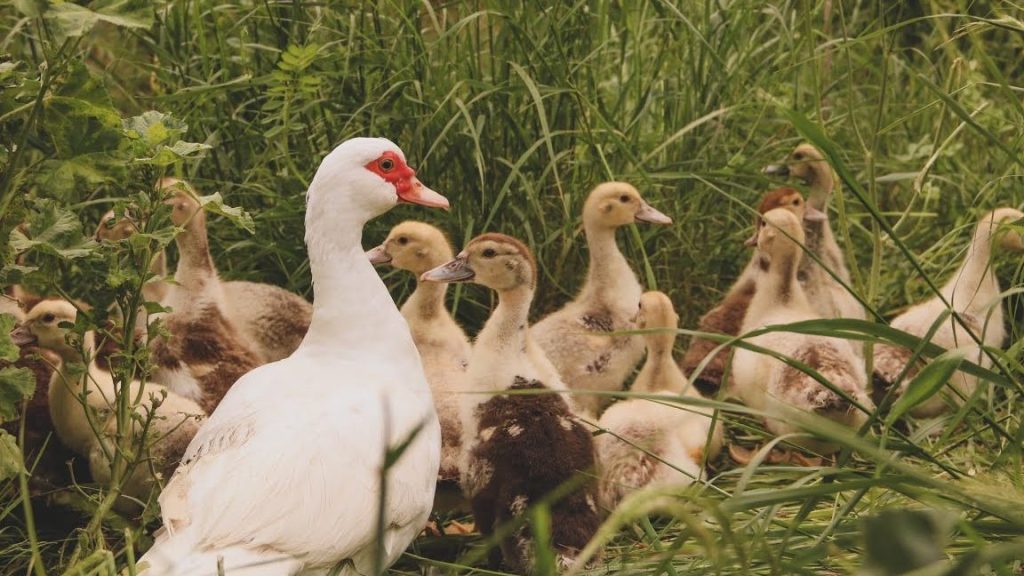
300, 208, 415, 359
943, 224, 1000, 315
581, 222, 639, 305
633, 334, 688, 395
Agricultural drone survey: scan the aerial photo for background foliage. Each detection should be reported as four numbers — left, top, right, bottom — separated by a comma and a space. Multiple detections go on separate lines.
1, 0, 1024, 574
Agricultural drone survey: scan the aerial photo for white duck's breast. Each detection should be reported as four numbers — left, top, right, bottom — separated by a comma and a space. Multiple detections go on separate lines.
164, 355, 440, 568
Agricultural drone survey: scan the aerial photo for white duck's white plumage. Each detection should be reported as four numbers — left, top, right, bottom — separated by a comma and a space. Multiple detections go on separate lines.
138, 138, 446, 576
873, 208, 1024, 417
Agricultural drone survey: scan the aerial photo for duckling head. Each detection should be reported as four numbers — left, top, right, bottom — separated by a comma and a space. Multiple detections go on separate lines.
764, 143, 828, 183
366, 221, 454, 275
637, 291, 679, 352
11, 300, 81, 360
583, 182, 672, 230
95, 210, 139, 242
744, 187, 825, 247
981, 207, 1024, 253
756, 208, 807, 266
161, 178, 206, 229
421, 233, 536, 293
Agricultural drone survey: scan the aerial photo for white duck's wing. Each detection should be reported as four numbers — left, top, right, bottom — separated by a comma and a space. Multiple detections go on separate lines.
153, 358, 439, 573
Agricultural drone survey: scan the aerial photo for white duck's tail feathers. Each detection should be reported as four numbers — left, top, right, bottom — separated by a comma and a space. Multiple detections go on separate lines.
137, 537, 302, 576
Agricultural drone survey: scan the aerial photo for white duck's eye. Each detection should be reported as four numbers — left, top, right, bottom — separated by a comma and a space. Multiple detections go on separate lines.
482, 248, 497, 258
42, 313, 56, 323
793, 153, 805, 161
793, 198, 801, 205
397, 236, 409, 245
619, 195, 630, 203
379, 158, 395, 172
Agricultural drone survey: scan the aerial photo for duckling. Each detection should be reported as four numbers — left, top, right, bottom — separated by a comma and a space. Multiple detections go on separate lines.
11, 300, 204, 506
596, 291, 723, 510
423, 233, 601, 573
366, 221, 471, 484
532, 182, 673, 418
873, 208, 1024, 417
149, 180, 262, 413
732, 209, 873, 456
680, 188, 826, 396
764, 143, 865, 322
95, 209, 170, 306
97, 183, 313, 363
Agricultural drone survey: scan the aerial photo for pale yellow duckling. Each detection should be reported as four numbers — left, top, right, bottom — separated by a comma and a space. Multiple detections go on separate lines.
764, 143, 865, 322
680, 187, 826, 395
11, 300, 204, 508
596, 291, 723, 510
532, 182, 673, 418
366, 221, 471, 484
874, 208, 1024, 417
731, 209, 873, 457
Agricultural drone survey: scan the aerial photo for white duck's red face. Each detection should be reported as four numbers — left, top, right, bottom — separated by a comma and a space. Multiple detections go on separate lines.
364, 150, 448, 209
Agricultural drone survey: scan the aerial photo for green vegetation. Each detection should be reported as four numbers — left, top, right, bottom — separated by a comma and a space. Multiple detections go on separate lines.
1, 0, 1023, 574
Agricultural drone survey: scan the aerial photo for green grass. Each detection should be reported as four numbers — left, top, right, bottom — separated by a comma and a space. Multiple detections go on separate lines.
2, 0, 1024, 574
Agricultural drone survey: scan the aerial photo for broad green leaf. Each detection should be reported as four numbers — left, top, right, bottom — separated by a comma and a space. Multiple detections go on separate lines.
199, 193, 255, 234
0, 314, 21, 362
0, 366, 34, 423
136, 141, 212, 166
47, 0, 154, 41
10, 199, 98, 260
123, 110, 187, 147
0, 430, 25, 481
887, 350, 966, 424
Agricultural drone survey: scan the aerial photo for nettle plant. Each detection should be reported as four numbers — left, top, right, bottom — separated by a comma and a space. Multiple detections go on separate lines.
0, 4, 251, 561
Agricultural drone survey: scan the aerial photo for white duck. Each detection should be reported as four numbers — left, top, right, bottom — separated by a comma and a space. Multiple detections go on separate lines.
764, 144, 865, 322
366, 221, 472, 484
873, 208, 1024, 417
137, 138, 448, 576
532, 182, 672, 418
597, 291, 723, 509
11, 300, 204, 508
732, 208, 873, 457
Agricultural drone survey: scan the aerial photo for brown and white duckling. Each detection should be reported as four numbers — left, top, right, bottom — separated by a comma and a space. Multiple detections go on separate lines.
532, 182, 672, 418
596, 291, 723, 510
731, 209, 873, 457
680, 188, 825, 396
423, 233, 601, 573
366, 221, 471, 484
764, 143, 865, 322
874, 208, 1024, 417
11, 300, 204, 507
98, 182, 313, 363
149, 180, 261, 413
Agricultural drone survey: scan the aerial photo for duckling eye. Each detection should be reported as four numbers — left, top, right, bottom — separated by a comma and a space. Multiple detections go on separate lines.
397, 236, 409, 246
379, 158, 395, 172
793, 153, 805, 161
42, 313, 55, 323
793, 198, 801, 205
482, 248, 497, 258
619, 195, 630, 203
